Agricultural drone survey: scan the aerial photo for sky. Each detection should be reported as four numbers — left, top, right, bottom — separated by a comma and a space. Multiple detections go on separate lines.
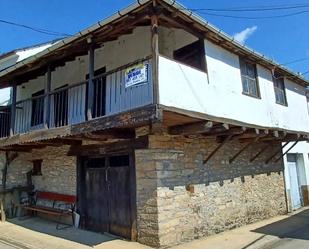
0, 0, 309, 76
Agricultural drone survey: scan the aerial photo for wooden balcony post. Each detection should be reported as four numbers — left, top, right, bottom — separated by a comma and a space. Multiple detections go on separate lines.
10, 84, 17, 136
151, 1, 159, 104
44, 65, 52, 128
87, 42, 95, 120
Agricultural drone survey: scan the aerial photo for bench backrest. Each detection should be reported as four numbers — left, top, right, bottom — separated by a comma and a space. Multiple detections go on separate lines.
36, 191, 76, 203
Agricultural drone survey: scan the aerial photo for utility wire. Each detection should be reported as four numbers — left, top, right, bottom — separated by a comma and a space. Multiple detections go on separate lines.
281, 57, 309, 66
189, 4, 309, 12
0, 19, 73, 37
194, 9, 309, 20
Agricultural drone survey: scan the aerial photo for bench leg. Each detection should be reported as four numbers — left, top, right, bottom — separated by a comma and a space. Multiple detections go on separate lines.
56, 213, 73, 230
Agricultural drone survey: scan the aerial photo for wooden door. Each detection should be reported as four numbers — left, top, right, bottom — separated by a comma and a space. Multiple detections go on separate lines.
108, 155, 132, 238
84, 158, 109, 232
81, 155, 134, 239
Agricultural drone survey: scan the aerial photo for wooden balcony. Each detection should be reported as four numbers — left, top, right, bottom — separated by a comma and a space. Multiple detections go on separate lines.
0, 57, 153, 139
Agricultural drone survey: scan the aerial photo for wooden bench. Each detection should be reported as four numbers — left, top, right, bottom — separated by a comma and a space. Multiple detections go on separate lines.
21, 191, 76, 230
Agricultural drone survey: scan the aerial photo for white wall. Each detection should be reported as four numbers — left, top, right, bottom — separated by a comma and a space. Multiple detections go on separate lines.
0, 88, 11, 105
158, 38, 309, 133
159, 27, 197, 58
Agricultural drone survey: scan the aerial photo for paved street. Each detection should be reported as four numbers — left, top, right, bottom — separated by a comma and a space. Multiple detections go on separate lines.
250, 208, 309, 249
0, 209, 309, 249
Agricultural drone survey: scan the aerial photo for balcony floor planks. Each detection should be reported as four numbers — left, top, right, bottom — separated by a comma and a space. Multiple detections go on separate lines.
0, 105, 160, 148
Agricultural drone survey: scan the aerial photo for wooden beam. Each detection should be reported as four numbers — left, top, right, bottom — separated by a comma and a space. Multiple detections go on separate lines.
265, 142, 289, 164
250, 144, 271, 162
229, 136, 260, 164
203, 126, 244, 137
273, 130, 279, 138
44, 65, 52, 128
67, 136, 149, 156
169, 121, 213, 135
274, 140, 299, 163
10, 84, 17, 136
71, 104, 160, 135
87, 43, 95, 120
151, 12, 159, 104
203, 134, 233, 164
222, 123, 229, 130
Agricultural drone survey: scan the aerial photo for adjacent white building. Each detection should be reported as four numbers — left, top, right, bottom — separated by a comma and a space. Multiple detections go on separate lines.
283, 141, 309, 211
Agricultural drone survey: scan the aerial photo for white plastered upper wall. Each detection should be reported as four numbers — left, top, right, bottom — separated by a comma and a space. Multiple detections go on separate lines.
158, 31, 309, 133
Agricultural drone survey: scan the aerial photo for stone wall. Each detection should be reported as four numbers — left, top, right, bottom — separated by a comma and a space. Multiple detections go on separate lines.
0, 145, 76, 195
135, 134, 287, 247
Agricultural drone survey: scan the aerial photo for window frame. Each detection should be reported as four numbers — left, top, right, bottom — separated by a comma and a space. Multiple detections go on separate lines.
173, 39, 207, 72
239, 58, 261, 99
273, 74, 288, 106
31, 89, 45, 127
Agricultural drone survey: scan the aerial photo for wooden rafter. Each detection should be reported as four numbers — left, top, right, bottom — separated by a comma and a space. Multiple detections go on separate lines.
203, 134, 233, 164
67, 136, 148, 157
250, 144, 271, 162
274, 140, 300, 163
169, 121, 214, 135
229, 136, 260, 164
265, 142, 289, 164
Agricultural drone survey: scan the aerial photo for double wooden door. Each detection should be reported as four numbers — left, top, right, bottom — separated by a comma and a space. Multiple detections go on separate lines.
80, 155, 134, 239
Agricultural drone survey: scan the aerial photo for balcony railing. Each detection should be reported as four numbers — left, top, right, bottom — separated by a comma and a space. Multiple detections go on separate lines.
0, 57, 153, 138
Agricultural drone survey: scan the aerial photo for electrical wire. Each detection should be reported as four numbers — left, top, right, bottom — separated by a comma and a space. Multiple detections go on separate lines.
281, 57, 309, 66
0, 19, 73, 37
194, 9, 309, 20
188, 4, 309, 12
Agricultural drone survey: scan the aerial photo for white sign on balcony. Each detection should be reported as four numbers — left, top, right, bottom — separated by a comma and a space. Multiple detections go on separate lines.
125, 63, 148, 88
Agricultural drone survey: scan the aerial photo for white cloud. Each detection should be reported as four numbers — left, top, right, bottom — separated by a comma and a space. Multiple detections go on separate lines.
233, 26, 257, 44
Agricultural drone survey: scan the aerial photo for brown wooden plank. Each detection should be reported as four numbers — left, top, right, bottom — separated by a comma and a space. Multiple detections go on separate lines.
229, 136, 260, 164
265, 142, 289, 164
203, 134, 233, 164
71, 104, 160, 135
67, 136, 149, 157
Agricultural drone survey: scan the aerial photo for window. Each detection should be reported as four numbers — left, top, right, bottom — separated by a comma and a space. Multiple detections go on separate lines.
239, 58, 260, 98
173, 40, 206, 71
273, 74, 287, 106
32, 159, 42, 176
31, 89, 45, 127
86, 67, 106, 118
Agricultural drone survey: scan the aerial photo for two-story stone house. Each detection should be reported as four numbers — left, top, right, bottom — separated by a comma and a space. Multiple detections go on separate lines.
0, 0, 309, 247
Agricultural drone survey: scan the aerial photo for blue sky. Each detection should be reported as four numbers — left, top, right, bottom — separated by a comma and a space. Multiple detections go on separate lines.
0, 0, 309, 75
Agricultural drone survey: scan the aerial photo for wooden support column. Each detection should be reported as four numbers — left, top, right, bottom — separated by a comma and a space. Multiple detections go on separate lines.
151, 2, 159, 104
87, 42, 95, 120
203, 134, 233, 164
229, 136, 260, 164
10, 84, 17, 136
265, 142, 289, 164
274, 140, 299, 163
44, 65, 52, 128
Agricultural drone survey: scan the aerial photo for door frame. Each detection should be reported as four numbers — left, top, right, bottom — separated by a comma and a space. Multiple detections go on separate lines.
76, 151, 137, 240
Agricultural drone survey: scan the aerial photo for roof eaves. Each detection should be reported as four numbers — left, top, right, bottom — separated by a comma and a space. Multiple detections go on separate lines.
162, 0, 309, 85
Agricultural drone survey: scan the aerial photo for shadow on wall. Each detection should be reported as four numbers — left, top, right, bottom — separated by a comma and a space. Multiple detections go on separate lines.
252, 208, 309, 240
155, 138, 284, 189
